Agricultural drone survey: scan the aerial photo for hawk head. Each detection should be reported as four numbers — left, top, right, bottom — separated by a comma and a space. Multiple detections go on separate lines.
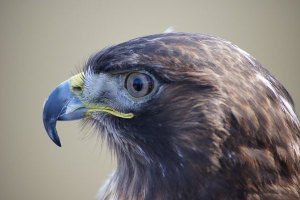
43, 33, 300, 199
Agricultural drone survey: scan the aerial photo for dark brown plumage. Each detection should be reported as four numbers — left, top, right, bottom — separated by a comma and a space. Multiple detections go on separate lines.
43, 32, 300, 200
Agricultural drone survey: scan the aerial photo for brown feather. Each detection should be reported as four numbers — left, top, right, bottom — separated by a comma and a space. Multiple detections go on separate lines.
83, 33, 300, 200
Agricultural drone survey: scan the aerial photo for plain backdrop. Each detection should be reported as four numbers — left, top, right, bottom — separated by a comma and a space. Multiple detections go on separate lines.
0, 0, 299, 199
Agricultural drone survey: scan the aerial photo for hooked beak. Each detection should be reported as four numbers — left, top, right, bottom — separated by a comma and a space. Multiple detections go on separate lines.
43, 73, 134, 147
43, 76, 87, 147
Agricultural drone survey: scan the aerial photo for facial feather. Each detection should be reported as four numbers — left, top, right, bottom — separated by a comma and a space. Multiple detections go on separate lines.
43, 32, 300, 200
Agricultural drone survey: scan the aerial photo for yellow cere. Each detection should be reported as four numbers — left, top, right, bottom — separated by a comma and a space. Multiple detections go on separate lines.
69, 73, 84, 94
69, 73, 134, 119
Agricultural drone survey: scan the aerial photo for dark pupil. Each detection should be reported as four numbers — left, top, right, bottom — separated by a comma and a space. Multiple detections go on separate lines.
133, 77, 143, 91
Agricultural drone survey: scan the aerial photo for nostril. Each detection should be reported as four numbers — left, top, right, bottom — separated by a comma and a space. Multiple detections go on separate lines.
73, 86, 82, 92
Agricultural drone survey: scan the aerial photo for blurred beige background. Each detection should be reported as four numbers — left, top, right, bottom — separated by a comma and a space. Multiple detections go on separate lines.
0, 0, 299, 199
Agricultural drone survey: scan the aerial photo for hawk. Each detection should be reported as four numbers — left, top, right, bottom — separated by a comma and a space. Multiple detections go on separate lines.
43, 32, 300, 200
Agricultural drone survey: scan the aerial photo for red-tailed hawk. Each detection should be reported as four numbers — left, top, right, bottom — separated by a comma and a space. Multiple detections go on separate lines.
43, 32, 300, 200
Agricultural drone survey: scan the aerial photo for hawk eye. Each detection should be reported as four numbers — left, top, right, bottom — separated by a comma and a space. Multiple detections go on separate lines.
125, 72, 154, 98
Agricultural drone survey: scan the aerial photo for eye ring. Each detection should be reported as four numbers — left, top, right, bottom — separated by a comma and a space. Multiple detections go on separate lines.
125, 72, 154, 98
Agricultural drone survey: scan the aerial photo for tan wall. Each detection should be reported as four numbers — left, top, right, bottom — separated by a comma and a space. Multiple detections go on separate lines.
1, 0, 299, 199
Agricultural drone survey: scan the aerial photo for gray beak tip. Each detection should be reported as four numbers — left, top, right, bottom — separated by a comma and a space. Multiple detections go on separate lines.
43, 116, 62, 147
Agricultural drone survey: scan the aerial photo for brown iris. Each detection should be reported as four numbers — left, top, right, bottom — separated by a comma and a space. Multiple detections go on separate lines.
125, 72, 154, 98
